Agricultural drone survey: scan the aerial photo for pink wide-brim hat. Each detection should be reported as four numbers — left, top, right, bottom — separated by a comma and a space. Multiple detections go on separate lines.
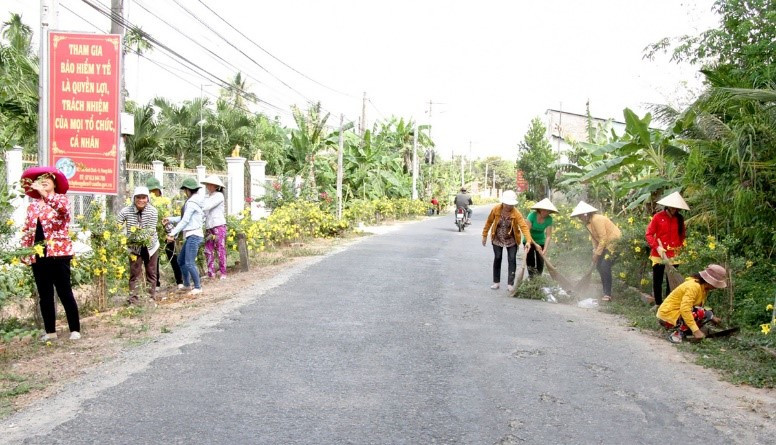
699, 264, 727, 289
20, 166, 69, 199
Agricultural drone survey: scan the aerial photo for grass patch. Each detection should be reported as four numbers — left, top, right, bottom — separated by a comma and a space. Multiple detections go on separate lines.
112, 305, 145, 320
284, 247, 326, 258
602, 283, 776, 388
253, 255, 289, 267
0, 373, 41, 418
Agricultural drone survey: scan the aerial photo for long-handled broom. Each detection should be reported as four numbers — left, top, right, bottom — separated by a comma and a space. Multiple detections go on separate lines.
658, 239, 684, 290
533, 247, 575, 291
508, 245, 529, 297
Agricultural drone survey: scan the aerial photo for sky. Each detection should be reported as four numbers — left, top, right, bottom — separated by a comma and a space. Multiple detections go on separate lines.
4, 0, 719, 160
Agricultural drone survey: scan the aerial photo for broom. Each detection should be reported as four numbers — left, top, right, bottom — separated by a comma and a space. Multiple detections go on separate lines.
658, 239, 684, 291
508, 245, 529, 297
574, 264, 597, 294
533, 247, 575, 291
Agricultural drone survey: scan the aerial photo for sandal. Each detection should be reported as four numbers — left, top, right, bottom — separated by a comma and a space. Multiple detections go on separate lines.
490, 283, 500, 290
601, 295, 612, 302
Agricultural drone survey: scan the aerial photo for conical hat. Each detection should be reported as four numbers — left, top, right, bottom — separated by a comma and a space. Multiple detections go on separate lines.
531, 198, 558, 213
656, 191, 689, 211
201, 175, 225, 188
570, 201, 598, 217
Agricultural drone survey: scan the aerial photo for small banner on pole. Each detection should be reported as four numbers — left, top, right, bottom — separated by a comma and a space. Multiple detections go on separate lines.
48, 32, 121, 195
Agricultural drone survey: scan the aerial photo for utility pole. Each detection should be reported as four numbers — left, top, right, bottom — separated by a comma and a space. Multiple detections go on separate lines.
38, 0, 57, 166
412, 126, 418, 200
336, 114, 344, 219
460, 153, 465, 188
111, 0, 127, 211
360, 92, 367, 136
484, 163, 489, 195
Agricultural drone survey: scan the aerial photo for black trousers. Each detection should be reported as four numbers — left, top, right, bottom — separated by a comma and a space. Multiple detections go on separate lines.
31, 256, 80, 334
525, 243, 545, 277
156, 241, 183, 286
493, 244, 518, 285
652, 263, 678, 306
596, 250, 615, 297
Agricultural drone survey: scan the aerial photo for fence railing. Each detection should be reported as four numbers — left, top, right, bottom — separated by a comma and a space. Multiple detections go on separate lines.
4, 149, 271, 225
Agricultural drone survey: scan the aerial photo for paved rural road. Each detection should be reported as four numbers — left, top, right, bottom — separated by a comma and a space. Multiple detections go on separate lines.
2, 208, 774, 444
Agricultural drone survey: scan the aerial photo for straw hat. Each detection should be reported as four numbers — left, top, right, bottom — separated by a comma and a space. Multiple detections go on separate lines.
132, 186, 150, 198
20, 166, 69, 199
699, 264, 727, 288
201, 175, 225, 188
570, 201, 598, 217
657, 191, 689, 211
531, 198, 558, 213
501, 190, 518, 206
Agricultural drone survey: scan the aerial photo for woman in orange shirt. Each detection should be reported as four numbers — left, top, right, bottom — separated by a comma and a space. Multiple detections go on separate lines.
482, 190, 533, 292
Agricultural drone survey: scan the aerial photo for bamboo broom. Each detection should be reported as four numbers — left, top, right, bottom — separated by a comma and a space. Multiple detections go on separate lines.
658, 239, 684, 290
533, 247, 575, 291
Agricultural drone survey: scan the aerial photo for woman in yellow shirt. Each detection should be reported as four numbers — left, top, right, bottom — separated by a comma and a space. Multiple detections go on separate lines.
657, 264, 726, 343
570, 201, 621, 302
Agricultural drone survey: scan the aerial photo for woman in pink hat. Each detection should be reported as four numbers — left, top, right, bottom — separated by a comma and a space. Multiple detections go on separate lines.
19, 166, 80, 341
657, 264, 727, 343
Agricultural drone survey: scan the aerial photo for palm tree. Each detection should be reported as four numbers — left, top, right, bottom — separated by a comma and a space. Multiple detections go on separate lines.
0, 13, 38, 150
220, 72, 257, 110
1, 14, 32, 54
289, 103, 330, 198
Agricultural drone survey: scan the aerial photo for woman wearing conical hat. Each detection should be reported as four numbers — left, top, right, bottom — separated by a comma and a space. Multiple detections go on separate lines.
570, 201, 622, 302
524, 198, 558, 278
645, 191, 689, 306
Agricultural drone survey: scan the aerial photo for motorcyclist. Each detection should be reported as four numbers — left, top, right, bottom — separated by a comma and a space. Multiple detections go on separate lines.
454, 188, 473, 224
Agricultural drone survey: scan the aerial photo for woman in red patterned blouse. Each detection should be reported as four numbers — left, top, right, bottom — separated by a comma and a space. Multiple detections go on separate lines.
20, 166, 80, 341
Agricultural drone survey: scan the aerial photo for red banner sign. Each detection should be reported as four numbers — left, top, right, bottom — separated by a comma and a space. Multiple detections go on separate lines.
516, 169, 528, 192
49, 32, 121, 194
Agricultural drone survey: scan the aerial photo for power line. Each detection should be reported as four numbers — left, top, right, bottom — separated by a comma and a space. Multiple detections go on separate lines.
168, 0, 318, 107
132, 0, 275, 94
79, 0, 286, 113
196, 0, 357, 99
67, 0, 291, 118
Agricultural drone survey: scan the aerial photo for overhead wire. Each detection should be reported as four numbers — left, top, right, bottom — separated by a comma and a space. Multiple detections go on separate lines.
165, 0, 357, 123
195, 0, 358, 99
63, 0, 291, 117
168, 0, 316, 106
78, 0, 289, 114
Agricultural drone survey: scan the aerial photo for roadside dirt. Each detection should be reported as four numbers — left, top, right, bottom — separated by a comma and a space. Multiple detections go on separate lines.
0, 235, 355, 418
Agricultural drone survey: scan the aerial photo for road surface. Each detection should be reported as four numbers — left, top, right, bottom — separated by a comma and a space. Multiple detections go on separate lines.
2, 208, 774, 444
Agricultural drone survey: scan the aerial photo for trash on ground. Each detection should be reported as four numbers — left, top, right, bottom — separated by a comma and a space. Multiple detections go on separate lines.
577, 298, 599, 309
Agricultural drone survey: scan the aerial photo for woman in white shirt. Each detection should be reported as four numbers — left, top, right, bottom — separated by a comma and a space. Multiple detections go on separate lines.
201, 175, 228, 280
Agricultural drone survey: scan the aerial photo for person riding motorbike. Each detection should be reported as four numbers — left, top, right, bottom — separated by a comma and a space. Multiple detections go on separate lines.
454, 188, 473, 224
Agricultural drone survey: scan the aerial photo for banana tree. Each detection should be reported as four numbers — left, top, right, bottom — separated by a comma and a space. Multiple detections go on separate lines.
288, 103, 330, 199
558, 108, 687, 214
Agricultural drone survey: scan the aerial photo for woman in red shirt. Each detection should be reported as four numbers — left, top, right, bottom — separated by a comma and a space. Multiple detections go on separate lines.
645, 191, 688, 306
20, 166, 80, 341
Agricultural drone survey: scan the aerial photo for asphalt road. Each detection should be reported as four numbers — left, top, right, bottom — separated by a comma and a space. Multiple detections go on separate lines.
3, 208, 773, 444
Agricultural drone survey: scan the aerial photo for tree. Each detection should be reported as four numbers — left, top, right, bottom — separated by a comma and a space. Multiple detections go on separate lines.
0, 13, 38, 150
647, 0, 776, 253
289, 103, 330, 199
220, 72, 257, 110
516, 117, 557, 200
646, 0, 776, 89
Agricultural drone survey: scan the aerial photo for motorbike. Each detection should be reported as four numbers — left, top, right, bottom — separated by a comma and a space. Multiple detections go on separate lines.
454, 207, 468, 232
